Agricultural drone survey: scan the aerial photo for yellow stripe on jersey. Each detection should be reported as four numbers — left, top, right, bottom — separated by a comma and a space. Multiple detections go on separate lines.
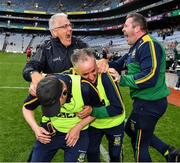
135, 129, 142, 161
135, 35, 157, 84
106, 71, 125, 111
23, 97, 38, 108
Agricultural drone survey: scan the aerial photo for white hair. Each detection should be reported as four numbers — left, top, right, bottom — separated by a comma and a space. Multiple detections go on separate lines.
49, 13, 68, 30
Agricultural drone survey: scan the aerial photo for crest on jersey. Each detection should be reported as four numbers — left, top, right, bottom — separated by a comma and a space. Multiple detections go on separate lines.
114, 136, 121, 146
77, 152, 86, 162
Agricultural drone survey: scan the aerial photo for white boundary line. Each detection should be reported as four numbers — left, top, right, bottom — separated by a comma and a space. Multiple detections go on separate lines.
0, 86, 28, 89
100, 144, 110, 162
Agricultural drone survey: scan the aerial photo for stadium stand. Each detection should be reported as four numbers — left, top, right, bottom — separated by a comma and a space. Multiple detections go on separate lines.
0, 32, 5, 50
0, 0, 179, 57
5, 33, 23, 53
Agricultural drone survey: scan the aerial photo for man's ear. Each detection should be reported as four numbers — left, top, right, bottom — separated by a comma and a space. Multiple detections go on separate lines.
51, 30, 57, 38
135, 25, 141, 33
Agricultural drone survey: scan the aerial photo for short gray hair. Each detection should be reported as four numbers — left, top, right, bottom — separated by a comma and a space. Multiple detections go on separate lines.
49, 13, 67, 30
71, 48, 95, 66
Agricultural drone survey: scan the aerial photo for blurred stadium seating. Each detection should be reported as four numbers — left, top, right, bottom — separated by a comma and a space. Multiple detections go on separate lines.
0, 0, 179, 61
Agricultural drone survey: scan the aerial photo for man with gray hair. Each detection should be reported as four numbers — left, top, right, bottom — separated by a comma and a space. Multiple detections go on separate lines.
71, 48, 125, 162
22, 13, 88, 96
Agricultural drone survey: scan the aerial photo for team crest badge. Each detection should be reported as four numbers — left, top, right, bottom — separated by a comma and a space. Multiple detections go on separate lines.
131, 122, 135, 131
114, 136, 121, 146
130, 119, 136, 131
131, 49, 136, 57
77, 152, 85, 162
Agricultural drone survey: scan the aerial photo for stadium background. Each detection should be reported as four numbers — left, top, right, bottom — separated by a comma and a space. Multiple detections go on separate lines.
0, 0, 179, 161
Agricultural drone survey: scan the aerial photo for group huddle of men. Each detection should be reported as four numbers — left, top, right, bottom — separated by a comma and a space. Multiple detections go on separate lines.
22, 13, 180, 162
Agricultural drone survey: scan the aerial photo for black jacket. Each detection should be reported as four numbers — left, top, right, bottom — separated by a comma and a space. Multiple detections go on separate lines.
22, 37, 88, 81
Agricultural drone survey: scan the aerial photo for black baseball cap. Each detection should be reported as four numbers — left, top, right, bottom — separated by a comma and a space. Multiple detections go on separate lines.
36, 76, 63, 117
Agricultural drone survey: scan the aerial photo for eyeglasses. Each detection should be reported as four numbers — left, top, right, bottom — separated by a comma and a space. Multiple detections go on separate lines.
53, 23, 73, 30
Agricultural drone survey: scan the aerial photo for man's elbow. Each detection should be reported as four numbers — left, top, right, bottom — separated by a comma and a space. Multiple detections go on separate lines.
22, 67, 32, 82
22, 71, 31, 82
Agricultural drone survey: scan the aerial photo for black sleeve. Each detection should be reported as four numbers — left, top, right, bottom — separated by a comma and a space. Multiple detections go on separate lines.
22, 44, 46, 81
109, 53, 129, 74
101, 73, 124, 117
23, 94, 40, 110
81, 82, 101, 106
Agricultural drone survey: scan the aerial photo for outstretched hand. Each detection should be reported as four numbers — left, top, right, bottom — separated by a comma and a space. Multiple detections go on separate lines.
96, 59, 109, 73
108, 68, 121, 82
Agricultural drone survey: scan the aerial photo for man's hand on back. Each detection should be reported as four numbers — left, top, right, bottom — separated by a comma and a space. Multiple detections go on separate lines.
96, 59, 109, 73
29, 72, 44, 96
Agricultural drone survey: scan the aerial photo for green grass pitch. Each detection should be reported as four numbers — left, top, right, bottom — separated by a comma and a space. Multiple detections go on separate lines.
0, 52, 179, 162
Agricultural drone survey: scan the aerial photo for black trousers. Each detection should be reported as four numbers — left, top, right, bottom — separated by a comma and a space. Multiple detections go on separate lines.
125, 97, 169, 162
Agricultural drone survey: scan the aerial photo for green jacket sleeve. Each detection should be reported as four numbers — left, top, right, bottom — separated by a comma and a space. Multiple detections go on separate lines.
120, 74, 139, 89
91, 106, 109, 118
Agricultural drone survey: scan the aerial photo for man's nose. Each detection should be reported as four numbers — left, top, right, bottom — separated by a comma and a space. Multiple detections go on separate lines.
122, 27, 125, 32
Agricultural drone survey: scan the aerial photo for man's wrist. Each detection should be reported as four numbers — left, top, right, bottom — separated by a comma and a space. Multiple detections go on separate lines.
30, 71, 38, 79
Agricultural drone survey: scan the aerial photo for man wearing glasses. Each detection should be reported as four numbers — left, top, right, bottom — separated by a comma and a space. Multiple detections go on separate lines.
22, 13, 88, 96
22, 72, 121, 162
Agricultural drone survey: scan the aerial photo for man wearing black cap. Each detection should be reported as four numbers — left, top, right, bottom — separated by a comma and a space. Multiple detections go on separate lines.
23, 73, 120, 162
36, 76, 64, 117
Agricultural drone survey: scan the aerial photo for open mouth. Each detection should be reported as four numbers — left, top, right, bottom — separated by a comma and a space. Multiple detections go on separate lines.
124, 32, 128, 38
66, 34, 71, 41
